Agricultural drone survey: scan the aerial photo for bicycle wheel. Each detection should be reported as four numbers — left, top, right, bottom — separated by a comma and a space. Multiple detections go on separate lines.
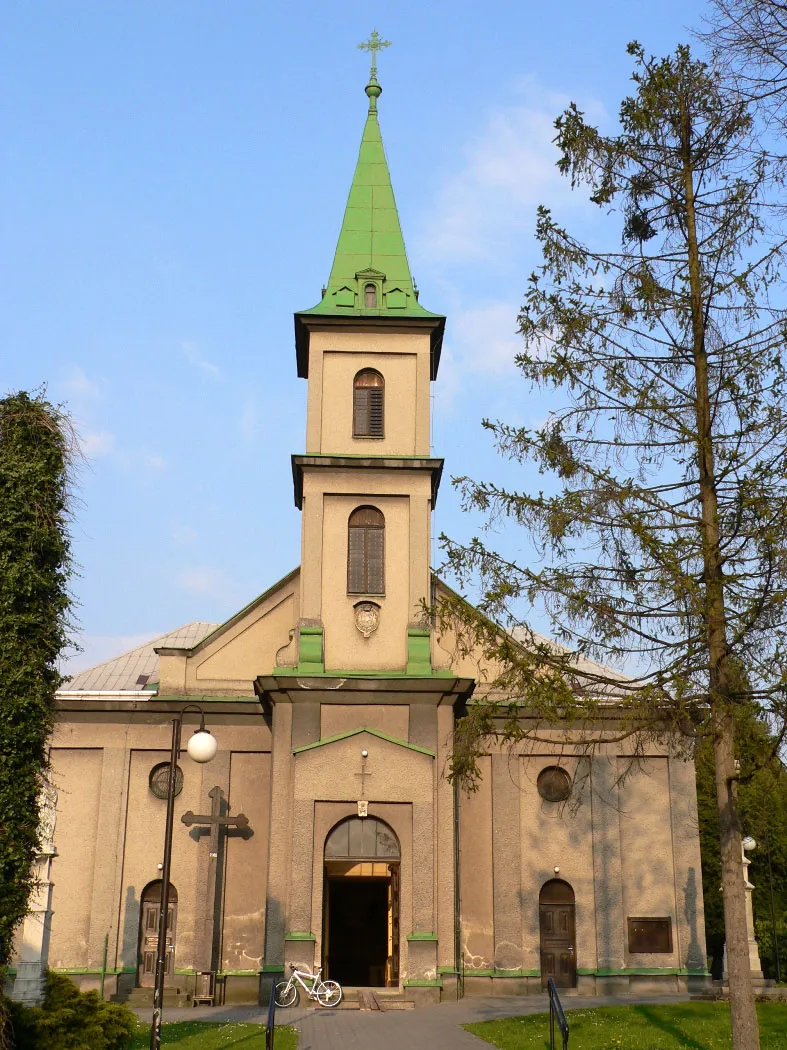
274, 981, 298, 1007
316, 980, 342, 1007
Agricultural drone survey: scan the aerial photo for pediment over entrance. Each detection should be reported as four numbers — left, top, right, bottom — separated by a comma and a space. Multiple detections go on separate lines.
293, 726, 434, 757
292, 727, 433, 803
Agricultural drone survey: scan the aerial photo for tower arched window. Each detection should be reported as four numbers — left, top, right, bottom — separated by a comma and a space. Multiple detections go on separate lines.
353, 369, 384, 438
348, 506, 385, 595
364, 283, 378, 308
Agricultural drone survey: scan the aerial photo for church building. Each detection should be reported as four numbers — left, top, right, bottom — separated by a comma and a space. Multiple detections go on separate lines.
11, 54, 709, 1008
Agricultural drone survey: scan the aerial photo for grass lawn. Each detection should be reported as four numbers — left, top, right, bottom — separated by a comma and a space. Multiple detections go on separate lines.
465, 1002, 787, 1049
129, 1021, 298, 1049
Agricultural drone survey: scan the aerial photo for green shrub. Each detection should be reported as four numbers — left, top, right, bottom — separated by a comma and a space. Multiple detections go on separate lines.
4, 973, 135, 1050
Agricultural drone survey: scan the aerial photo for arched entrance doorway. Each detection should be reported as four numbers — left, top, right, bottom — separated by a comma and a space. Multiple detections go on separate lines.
138, 881, 178, 988
539, 879, 576, 989
323, 817, 400, 987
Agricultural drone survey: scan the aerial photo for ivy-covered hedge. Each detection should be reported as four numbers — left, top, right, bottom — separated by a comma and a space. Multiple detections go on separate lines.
4, 973, 135, 1049
0, 393, 74, 967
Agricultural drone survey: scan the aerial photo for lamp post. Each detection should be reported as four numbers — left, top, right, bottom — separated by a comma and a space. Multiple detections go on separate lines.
150, 705, 217, 1050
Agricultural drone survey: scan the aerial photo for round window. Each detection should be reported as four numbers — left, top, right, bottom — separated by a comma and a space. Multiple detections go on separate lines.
149, 762, 184, 800
537, 765, 572, 802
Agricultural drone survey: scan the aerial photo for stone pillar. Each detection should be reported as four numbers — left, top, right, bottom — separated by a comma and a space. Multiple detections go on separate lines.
87, 747, 131, 991
668, 756, 707, 978
492, 754, 523, 973
263, 701, 294, 970
12, 781, 58, 1004
590, 755, 627, 993
435, 705, 457, 995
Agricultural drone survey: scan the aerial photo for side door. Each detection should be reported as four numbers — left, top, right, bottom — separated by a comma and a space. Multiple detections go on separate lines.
138, 901, 177, 986
539, 902, 576, 988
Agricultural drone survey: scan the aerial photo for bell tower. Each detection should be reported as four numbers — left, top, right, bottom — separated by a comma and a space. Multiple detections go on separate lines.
292, 37, 445, 674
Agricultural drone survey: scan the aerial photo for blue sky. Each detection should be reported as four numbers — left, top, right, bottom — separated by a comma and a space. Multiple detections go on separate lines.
2, 0, 708, 672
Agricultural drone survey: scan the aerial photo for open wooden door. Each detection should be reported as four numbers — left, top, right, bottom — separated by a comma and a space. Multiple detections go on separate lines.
386, 863, 400, 986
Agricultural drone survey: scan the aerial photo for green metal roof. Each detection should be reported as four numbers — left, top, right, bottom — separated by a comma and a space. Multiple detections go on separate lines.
295, 70, 445, 378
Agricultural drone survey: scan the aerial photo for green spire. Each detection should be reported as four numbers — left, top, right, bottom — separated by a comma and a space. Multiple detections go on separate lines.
299, 34, 437, 321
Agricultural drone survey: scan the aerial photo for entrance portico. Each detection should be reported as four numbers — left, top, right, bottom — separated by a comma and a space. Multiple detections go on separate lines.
282, 720, 449, 994
323, 816, 400, 986
256, 674, 471, 999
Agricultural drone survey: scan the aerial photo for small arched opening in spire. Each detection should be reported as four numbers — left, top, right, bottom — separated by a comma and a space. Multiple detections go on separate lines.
364, 283, 378, 308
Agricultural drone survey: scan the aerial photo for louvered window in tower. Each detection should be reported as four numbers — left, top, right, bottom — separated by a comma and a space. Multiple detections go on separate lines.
347, 506, 385, 594
364, 283, 378, 308
353, 370, 384, 438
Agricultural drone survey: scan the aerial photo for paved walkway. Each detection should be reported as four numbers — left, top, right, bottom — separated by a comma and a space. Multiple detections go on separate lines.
137, 991, 693, 1049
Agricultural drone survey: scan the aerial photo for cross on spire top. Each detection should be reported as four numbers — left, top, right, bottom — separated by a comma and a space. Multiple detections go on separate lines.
358, 29, 391, 78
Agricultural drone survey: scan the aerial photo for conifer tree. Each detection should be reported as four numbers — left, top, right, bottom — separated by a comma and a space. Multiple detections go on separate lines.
703, 0, 787, 127
0, 392, 74, 969
439, 45, 787, 1050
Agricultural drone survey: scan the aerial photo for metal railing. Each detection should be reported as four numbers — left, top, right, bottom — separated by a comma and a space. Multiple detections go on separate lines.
548, 977, 569, 1050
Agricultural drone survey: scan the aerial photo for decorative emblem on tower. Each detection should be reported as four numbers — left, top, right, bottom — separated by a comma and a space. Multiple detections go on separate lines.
354, 601, 381, 638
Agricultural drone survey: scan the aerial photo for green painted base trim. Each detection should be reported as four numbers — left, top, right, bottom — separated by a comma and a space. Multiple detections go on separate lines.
262, 965, 286, 974
174, 969, 197, 976
577, 967, 711, 977
407, 932, 438, 942
297, 626, 324, 674
284, 932, 316, 941
406, 628, 432, 676
403, 979, 443, 988
275, 668, 455, 680
464, 968, 541, 978
52, 968, 131, 976
437, 967, 460, 975
294, 726, 434, 757
218, 970, 263, 977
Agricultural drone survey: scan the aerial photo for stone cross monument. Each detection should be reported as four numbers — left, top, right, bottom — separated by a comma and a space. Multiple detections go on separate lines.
723, 835, 764, 981
181, 786, 250, 971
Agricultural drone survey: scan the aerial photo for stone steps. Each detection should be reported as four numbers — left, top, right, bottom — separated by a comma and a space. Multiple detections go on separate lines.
339, 987, 415, 1011
119, 987, 191, 1008
286, 986, 416, 1011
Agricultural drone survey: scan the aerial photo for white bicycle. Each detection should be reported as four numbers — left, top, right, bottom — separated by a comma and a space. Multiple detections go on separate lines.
274, 963, 343, 1008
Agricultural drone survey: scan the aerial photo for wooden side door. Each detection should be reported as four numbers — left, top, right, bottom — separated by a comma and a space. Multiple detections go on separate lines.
539, 902, 576, 989
138, 901, 177, 987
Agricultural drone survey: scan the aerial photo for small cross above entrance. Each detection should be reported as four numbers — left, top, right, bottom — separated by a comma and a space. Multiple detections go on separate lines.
354, 752, 373, 799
